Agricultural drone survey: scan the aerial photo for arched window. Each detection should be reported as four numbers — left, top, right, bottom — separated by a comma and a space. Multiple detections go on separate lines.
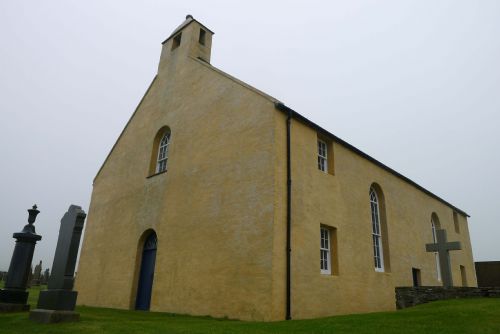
431, 213, 442, 281
370, 187, 384, 272
156, 132, 170, 173
148, 127, 171, 176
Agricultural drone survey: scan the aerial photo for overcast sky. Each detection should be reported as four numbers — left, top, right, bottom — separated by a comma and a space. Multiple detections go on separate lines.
1, 1, 499, 272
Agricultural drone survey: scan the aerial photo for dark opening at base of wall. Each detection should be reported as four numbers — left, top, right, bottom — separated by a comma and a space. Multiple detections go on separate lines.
395, 286, 500, 309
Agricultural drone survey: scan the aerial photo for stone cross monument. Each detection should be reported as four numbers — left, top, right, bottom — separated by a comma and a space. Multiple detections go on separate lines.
425, 229, 461, 288
0, 205, 42, 312
30, 205, 87, 323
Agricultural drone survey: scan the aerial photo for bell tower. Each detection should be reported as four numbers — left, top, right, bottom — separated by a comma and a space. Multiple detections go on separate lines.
158, 15, 214, 74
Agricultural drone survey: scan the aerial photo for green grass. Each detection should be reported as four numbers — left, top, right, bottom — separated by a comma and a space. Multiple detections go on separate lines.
1, 281, 499, 333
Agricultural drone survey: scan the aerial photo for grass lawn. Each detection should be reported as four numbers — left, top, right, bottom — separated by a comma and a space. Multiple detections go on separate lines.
1, 282, 499, 334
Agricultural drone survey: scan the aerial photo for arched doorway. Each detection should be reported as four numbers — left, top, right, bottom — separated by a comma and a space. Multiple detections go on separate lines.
135, 232, 157, 310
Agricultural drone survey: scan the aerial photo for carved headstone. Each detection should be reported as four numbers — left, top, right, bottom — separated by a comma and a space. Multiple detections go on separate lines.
32, 261, 42, 286
41, 269, 50, 286
26, 266, 33, 288
425, 229, 461, 288
30, 205, 86, 323
0, 205, 42, 312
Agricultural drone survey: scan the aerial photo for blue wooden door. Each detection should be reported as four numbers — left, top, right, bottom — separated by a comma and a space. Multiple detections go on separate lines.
135, 233, 157, 310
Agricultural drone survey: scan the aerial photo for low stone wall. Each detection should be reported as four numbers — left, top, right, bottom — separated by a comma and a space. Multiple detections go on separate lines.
395, 286, 500, 309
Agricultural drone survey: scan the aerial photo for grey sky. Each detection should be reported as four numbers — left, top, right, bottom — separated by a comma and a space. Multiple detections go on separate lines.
1, 1, 499, 272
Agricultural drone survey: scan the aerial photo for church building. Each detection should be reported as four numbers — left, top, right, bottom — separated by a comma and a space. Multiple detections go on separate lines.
75, 16, 477, 321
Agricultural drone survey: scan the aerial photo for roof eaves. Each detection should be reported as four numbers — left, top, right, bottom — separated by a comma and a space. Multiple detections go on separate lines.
274, 102, 470, 218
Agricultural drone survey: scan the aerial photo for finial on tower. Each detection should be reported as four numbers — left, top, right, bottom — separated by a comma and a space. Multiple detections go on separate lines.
186, 14, 193, 20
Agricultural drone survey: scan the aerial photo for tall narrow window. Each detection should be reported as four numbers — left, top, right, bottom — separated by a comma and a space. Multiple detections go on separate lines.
318, 139, 327, 172
431, 215, 442, 281
370, 188, 384, 271
453, 211, 460, 234
320, 227, 331, 275
156, 132, 170, 173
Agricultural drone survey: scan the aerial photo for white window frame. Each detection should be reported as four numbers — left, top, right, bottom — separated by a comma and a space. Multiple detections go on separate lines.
431, 218, 442, 281
318, 139, 327, 172
156, 132, 170, 173
370, 188, 384, 272
320, 227, 331, 275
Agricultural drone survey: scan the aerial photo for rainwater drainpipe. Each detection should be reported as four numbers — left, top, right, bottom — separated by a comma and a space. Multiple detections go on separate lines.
275, 102, 292, 320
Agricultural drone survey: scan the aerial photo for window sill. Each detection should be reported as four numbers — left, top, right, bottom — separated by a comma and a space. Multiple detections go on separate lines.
146, 170, 167, 179
320, 273, 339, 278
317, 169, 334, 176
374, 270, 391, 276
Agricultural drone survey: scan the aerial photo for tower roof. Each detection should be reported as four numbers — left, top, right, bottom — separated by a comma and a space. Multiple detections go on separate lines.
162, 15, 214, 44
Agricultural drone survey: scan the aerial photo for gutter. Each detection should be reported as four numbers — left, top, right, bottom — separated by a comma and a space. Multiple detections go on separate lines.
277, 102, 293, 320
286, 105, 293, 320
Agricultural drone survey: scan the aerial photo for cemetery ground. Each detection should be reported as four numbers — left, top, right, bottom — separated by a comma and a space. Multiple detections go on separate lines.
0, 282, 499, 333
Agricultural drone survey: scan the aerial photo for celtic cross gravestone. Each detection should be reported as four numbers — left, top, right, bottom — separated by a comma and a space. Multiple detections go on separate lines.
425, 229, 461, 288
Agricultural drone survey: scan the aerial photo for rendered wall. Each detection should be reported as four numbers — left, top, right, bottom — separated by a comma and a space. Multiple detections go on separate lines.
76, 18, 477, 321
274, 116, 477, 319
76, 20, 280, 321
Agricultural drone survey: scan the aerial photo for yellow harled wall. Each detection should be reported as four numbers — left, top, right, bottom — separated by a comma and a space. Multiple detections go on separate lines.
277, 115, 477, 319
76, 17, 476, 321
76, 19, 279, 321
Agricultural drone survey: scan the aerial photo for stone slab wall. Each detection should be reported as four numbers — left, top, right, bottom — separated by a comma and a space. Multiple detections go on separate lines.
475, 261, 500, 287
395, 286, 500, 309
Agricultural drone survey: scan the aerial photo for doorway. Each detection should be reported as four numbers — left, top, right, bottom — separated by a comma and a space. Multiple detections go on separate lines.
135, 232, 157, 310
460, 265, 467, 287
412, 268, 421, 287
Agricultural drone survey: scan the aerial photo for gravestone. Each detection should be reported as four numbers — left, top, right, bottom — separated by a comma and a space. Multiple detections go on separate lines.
0, 205, 42, 312
26, 266, 33, 288
41, 268, 50, 286
425, 229, 461, 288
30, 205, 86, 323
32, 261, 42, 286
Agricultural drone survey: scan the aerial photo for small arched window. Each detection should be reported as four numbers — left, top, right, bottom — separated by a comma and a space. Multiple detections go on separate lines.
370, 187, 384, 271
148, 127, 172, 176
156, 132, 170, 173
431, 213, 442, 281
